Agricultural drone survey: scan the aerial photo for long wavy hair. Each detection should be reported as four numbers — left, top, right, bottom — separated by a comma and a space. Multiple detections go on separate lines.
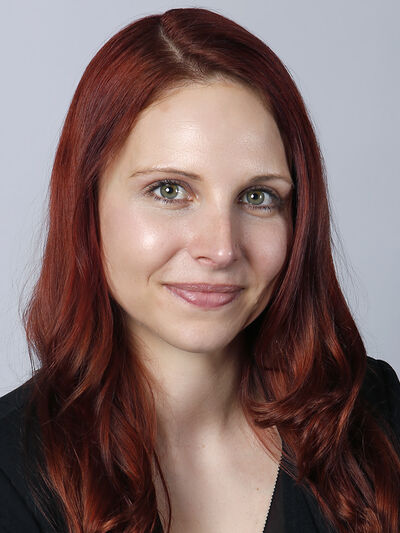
21, 7, 400, 533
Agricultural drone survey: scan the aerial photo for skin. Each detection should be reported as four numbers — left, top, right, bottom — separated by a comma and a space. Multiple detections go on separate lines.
98, 80, 294, 461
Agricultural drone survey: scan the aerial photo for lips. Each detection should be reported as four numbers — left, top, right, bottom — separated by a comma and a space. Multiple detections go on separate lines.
164, 283, 243, 292
164, 283, 243, 308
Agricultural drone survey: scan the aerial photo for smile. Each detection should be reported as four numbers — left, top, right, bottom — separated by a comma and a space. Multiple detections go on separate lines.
164, 285, 243, 309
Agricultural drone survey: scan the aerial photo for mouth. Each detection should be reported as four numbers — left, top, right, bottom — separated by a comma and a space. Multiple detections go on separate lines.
164, 282, 243, 292
164, 283, 244, 309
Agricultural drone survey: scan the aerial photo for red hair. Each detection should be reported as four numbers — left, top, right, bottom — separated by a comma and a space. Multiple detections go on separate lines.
21, 7, 400, 533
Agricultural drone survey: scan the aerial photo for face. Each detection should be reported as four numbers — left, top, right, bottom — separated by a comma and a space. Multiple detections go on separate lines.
98, 80, 294, 357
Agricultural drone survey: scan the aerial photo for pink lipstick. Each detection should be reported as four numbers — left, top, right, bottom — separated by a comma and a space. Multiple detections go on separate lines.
164, 283, 243, 309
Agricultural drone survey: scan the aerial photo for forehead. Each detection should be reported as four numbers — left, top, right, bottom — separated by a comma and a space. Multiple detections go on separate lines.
109, 81, 289, 178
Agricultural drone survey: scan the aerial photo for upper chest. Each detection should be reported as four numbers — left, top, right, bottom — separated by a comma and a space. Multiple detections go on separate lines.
153, 426, 281, 533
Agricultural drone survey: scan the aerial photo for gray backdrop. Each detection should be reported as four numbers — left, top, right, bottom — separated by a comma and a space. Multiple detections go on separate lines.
1, 0, 399, 395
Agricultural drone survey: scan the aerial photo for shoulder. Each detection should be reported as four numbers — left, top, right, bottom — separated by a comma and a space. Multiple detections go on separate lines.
0, 379, 34, 461
0, 379, 51, 532
361, 355, 400, 450
362, 356, 399, 417
0, 379, 33, 416
0, 378, 35, 464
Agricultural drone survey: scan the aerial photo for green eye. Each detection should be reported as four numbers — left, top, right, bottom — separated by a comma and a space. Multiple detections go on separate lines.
245, 190, 267, 206
160, 183, 180, 199
145, 179, 282, 212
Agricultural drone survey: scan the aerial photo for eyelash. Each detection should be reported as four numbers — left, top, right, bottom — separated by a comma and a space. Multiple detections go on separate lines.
143, 179, 283, 212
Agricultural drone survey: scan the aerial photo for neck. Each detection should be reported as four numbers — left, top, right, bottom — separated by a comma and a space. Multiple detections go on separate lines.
139, 331, 247, 452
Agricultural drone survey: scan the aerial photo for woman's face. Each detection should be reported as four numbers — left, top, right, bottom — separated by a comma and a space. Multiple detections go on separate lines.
98, 80, 294, 355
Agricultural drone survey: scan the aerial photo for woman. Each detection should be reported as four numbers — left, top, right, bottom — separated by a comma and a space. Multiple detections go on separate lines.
0, 7, 399, 533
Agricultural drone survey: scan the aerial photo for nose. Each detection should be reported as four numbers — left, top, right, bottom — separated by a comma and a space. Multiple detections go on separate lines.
187, 207, 241, 268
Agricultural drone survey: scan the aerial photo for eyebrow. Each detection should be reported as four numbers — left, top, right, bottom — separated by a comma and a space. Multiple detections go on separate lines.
129, 166, 293, 186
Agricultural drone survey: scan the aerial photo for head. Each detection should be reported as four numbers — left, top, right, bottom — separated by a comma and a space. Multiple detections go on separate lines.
34, 7, 328, 381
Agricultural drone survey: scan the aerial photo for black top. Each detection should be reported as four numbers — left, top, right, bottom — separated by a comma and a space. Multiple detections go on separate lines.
0, 356, 399, 533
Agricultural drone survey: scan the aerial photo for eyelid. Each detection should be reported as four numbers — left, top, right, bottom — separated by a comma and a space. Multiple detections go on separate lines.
142, 177, 286, 213
144, 178, 282, 199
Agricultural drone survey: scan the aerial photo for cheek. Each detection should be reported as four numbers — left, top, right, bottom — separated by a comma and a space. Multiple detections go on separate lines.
239, 221, 290, 328
246, 220, 290, 284
100, 203, 182, 290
